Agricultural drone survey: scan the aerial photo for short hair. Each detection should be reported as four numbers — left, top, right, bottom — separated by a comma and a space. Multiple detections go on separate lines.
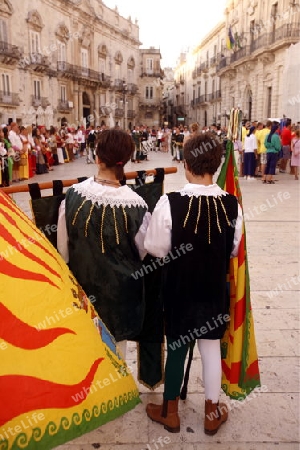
184, 133, 223, 176
266, 120, 272, 127
96, 129, 134, 180
190, 122, 199, 133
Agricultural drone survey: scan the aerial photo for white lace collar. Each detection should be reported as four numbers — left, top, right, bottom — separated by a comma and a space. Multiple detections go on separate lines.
180, 183, 228, 197
72, 177, 148, 208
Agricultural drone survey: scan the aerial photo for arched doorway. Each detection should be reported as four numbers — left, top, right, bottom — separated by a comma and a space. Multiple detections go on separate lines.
82, 92, 91, 127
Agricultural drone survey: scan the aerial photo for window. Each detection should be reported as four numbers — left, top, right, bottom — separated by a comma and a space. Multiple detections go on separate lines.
145, 86, 153, 99
60, 85, 66, 102
1, 74, 10, 95
81, 49, 88, 73
34, 80, 41, 99
58, 42, 66, 62
115, 64, 121, 79
267, 87, 272, 117
146, 58, 153, 74
0, 19, 8, 43
127, 68, 133, 83
30, 31, 40, 54
99, 58, 106, 74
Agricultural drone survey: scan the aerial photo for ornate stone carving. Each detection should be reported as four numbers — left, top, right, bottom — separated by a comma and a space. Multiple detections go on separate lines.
0, 0, 13, 16
55, 23, 70, 42
114, 51, 123, 64
26, 10, 44, 30
79, 27, 91, 48
127, 56, 135, 68
98, 43, 108, 57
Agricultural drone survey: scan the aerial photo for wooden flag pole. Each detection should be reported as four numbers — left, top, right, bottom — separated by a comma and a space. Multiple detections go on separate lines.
0, 167, 177, 195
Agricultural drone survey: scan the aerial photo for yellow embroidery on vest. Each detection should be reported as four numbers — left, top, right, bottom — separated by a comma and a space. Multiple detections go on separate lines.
218, 196, 231, 226
100, 204, 106, 253
85, 204, 95, 237
206, 196, 211, 244
183, 196, 193, 228
112, 206, 120, 245
194, 196, 202, 234
72, 199, 87, 225
213, 197, 222, 234
122, 206, 128, 234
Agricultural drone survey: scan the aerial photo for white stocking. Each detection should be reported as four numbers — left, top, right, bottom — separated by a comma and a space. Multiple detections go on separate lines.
197, 339, 222, 403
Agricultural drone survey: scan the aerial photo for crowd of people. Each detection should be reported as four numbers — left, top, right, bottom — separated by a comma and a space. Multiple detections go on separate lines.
233, 118, 300, 183
1, 119, 299, 187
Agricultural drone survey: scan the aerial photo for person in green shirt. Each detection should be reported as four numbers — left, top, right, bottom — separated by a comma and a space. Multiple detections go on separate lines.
264, 124, 281, 184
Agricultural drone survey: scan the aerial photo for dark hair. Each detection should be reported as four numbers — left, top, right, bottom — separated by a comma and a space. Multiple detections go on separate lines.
247, 126, 256, 137
3, 127, 9, 139
285, 118, 292, 127
267, 124, 279, 143
96, 129, 134, 180
183, 133, 223, 176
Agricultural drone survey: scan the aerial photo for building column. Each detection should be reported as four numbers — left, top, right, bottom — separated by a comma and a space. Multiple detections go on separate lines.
94, 91, 100, 126
73, 82, 79, 123
78, 87, 83, 125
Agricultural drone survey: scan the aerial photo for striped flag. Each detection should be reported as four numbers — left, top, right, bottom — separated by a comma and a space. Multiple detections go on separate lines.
217, 140, 261, 399
226, 26, 235, 50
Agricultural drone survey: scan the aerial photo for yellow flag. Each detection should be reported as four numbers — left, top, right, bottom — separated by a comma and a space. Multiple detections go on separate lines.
0, 191, 140, 449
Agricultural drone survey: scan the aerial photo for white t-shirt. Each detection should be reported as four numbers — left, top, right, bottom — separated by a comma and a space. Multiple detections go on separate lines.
244, 134, 257, 153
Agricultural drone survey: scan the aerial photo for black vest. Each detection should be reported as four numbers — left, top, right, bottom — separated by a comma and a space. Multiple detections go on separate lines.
162, 192, 238, 340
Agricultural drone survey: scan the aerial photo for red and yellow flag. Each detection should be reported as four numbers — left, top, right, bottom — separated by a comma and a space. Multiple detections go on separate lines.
0, 191, 140, 449
217, 140, 261, 399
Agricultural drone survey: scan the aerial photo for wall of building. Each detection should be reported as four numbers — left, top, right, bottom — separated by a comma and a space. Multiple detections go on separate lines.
0, 0, 141, 128
172, 0, 300, 127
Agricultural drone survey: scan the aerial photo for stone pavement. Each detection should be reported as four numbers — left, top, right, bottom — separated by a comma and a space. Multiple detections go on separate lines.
10, 151, 300, 450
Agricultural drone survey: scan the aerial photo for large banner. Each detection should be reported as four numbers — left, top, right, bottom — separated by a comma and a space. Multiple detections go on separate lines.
0, 191, 140, 450
217, 138, 261, 399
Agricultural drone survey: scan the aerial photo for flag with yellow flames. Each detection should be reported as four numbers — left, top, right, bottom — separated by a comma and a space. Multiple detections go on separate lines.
217, 110, 261, 399
0, 191, 140, 450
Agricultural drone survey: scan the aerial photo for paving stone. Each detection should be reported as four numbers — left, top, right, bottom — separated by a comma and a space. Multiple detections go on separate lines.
8, 152, 299, 449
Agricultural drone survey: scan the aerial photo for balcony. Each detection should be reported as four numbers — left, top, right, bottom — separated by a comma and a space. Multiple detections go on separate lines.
126, 83, 138, 95
0, 91, 19, 106
200, 61, 209, 72
0, 41, 21, 65
31, 96, 50, 108
99, 73, 111, 88
99, 105, 111, 116
217, 23, 300, 73
114, 79, 125, 91
57, 62, 109, 86
141, 71, 164, 78
139, 98, 162, 109
57, 100, 73, 112
199, 94, 210, 105
215, 89, 221, 99
114, 108, 124, 118
210, 55, 217, 66
27, 53, 50, 72
127, 109, 136, 119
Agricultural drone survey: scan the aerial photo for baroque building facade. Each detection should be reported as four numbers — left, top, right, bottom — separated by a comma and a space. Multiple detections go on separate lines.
137, 48, 164, 127
0, 0, 162, 129
174, 0, 300, 127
